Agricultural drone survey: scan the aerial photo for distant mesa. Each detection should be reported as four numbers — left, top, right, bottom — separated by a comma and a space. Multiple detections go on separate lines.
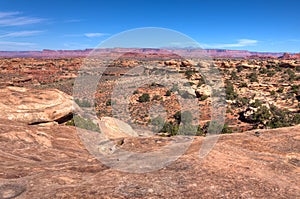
0, 48, 296, 59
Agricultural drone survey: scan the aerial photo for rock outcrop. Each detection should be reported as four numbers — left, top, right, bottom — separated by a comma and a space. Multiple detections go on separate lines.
98, 117, 139, 139
0, 118, 299, 198
0, 86, 78, 124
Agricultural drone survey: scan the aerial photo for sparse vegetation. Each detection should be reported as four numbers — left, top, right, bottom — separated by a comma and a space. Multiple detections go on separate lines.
138, 93, 150, 102
225, 80, 238, 100
165, 90, 172, 96
75, 98, 92, 107
199, 94, 209, 101
248, 72, 258, 82
66, 115, 100, 132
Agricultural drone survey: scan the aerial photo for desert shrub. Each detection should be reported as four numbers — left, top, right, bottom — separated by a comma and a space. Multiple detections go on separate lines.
292, 114, 300, 124
265, 105, 296, 128
152, 95, 161, 100
203, 121, 232, 134
183, 82, 195, 86
241, 103, 299, 128
174, 111, 181, 124
252, 105, 271, 124
225, 81, 238, 100
221, 124, 233, 134
75, 98, 92, 107
197, 76, 206, 87
259, 67, 268, 74
267, 70, 276, 77
181, 111, 193, 125
171, 83, 179, 92
177, 124, 198, 135
250, 99, 263, 108
270, 90, 276, 96
161, 122, 179, 136
274, 65, 282, 72
138, 93, 150, 102
151, 116, 165, 132
248, 72, 258, 82
291, 84, 300, 94
237, 97, 250, 106
239, 82, 248, 88
199, 94, 209, 101
133, 90, 139, 94
165, 90, 172, 96
66, 115, 100, 132
178, 90, 195, 99
185, 69, 196, 79
195, 125, 205, 136
150, 82, 157, 87
282, 68, 296, 81
106, 99, 116, 106
173, 110, 193, 125
237, 65, 244, 72
277, 87, 284, 93
230, 71, 239, 80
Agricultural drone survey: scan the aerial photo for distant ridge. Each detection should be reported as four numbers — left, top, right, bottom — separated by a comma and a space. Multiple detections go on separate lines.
0, 48, 289, 59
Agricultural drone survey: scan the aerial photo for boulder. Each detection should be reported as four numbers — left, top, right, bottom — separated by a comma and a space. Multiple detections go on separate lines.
195, 84, 212, 97
0, 86, 78, 124
98, 117, 139, 139
164, 60, 179, 66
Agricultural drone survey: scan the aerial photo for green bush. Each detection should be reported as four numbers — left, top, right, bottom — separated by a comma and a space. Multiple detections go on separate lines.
165, 90, 172, 96
152, 95, 161, 100
252, 106, 271, 124
181, 111, 193, 125
138, 93, 150, 102
291, 84, 299, 94
185, 70, 196, 79
197, 76, 206, 87
225, 81, 238, 100
230, 71, 239, 80
259, 67, 268, 74
203, 121, 232, 134
239, 82, 248, 88
106, 99, 116, 106
66, 115, 100, 132
75, 98, 92, 107
171, 83, 179, 92
285, 69, 295, 81
237, 65, 244, 72
199, 95, 209, 101
151, 116, 165, 132
250, 99, 263, 108
267, 70, 276, 77
161, 122, 179, 136
248, 72, 258, 82
277, 87, 284, 93
270, 90, 276, 96
237, 97, 250, 106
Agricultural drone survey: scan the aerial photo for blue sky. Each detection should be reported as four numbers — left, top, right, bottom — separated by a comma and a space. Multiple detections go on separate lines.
0, 0, 299, 52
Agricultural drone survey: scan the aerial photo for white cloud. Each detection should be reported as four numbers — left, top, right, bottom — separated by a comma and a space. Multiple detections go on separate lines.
0, 11, 20, 18
64, 19, 83, 23
0, 30, 44, 38
0, 11, 44, 26
0, 41, 37, 51
0, 41, 36, 46
84, 33, 107, 38
201, 39, 258, 48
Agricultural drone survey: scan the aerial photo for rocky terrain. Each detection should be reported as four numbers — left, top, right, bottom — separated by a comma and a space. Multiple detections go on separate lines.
0, 114, 299, 198
0, 50, 299, 198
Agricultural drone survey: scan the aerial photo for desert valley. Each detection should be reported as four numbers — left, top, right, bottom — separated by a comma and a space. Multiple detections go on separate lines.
0, 48, 299, 198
